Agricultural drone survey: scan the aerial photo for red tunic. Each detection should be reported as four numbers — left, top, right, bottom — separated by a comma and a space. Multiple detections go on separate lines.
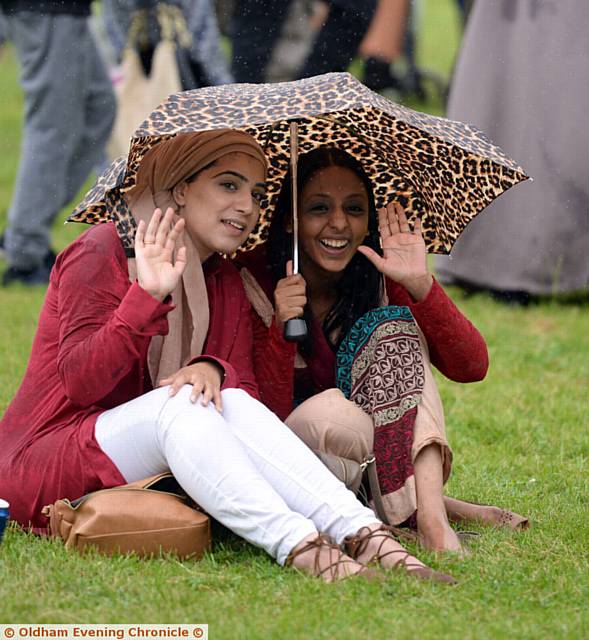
235, 246, 489, 421
0, 223, 259, 531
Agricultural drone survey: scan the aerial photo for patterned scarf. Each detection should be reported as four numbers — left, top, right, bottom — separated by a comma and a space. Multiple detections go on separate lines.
336, 306, 424, 525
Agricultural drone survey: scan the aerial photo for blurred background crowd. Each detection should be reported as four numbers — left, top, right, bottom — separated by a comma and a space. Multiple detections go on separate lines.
0, 0, 587, 302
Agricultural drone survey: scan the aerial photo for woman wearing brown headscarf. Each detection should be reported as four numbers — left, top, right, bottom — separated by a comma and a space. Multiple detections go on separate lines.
0, 130, 454, 584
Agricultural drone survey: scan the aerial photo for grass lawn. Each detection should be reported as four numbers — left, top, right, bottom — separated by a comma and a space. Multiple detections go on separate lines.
1, 4, 588, 639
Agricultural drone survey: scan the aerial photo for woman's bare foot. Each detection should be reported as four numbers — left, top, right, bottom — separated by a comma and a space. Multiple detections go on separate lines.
344, 523, 457, 584
285, 533, 381, 583
417, 509, 464, 554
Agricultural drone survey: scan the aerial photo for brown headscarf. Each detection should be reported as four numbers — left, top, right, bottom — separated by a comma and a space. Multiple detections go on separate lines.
125, 129, 267, 384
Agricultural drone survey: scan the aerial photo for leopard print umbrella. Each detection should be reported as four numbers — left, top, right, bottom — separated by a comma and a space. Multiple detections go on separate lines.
68, 72, 528, 254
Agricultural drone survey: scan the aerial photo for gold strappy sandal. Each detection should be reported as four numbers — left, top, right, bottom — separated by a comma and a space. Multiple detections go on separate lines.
285, 533, 383, 583
344, 525, 457, 585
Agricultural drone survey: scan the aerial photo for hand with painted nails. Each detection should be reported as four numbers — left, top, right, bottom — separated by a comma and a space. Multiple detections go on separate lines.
357, 202, 433, 301
135, 207, 187, 302
274, 259, 308, 329
159, 361, 224, 412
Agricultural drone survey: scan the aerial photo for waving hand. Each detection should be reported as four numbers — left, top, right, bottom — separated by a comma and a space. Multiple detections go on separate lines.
135, 207, 188, 301
357, 202, 433, 301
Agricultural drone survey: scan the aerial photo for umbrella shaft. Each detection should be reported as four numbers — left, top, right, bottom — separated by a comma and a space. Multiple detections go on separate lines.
290, 121, 299, 275
292, 190, 299, 274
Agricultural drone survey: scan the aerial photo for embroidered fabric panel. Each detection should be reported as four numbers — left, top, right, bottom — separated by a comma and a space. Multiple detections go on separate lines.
336, 306, 424, 497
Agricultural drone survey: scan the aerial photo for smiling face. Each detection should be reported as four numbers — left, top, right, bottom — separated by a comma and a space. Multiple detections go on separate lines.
297, 165, 370, 277
173, 152, 266, 260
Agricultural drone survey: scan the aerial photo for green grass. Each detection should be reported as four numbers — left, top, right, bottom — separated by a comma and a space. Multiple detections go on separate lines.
1, 5, 589, 639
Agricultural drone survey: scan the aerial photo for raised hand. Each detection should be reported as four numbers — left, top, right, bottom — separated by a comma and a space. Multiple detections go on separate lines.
135, 207, 188, 301
159, 361, 224, 412
274, 260, 307, 329
357, 202, 433, 301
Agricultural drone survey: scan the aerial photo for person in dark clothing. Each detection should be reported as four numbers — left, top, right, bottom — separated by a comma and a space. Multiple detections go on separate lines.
230, 0, 377, 83
298, 0, 377, 79
0, 0, 115, 286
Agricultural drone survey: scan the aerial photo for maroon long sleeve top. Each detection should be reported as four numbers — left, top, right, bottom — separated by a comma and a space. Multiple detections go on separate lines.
0, 223, 259, 531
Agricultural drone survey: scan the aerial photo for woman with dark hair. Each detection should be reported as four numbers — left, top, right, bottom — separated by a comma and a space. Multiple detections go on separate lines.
267, 147, 384, 359
236, 146, 528, 553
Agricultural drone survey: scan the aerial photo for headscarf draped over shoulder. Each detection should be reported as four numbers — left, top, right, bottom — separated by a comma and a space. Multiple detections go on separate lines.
126, 129, 267, 385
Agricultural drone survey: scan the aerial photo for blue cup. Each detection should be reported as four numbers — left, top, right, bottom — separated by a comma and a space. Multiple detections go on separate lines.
0, 499, 9, 544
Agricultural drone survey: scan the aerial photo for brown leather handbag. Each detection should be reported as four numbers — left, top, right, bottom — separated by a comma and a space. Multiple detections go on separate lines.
42, 473, 211, 560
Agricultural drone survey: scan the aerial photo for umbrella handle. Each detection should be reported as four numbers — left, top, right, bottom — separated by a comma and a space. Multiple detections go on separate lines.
284, 318, 308, 342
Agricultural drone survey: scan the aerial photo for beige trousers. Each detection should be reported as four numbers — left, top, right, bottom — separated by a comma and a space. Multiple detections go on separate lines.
285, 329, 452, 523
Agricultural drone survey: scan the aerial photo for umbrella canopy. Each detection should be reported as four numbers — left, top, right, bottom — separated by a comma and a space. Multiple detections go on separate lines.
69, 71, 528, 254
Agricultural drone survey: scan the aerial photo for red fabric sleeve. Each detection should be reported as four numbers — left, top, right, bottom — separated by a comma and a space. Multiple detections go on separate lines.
56, 239, 173, 406
386, 277, 489, 382
251, 311, 296, 421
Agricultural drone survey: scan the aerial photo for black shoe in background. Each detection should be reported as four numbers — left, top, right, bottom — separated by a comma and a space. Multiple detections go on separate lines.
44, 249, 57, 270
1, 250, 56, 287
2, 263, 51, 286
489, 288, 533, 306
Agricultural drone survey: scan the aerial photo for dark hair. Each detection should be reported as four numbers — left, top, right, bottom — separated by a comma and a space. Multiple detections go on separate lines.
268, 147, 382, 354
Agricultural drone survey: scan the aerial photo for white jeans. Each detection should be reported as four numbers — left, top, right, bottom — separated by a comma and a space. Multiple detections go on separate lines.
95, 387, 377, 565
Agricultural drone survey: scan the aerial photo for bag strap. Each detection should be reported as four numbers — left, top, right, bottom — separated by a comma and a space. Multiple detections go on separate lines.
126, 3, 192, 51
362, 454, 391, 525
157, 4, 192, 49
127, 8, 150, 51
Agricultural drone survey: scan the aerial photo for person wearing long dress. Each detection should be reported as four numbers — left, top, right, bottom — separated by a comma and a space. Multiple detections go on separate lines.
434, 0, 589, 300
